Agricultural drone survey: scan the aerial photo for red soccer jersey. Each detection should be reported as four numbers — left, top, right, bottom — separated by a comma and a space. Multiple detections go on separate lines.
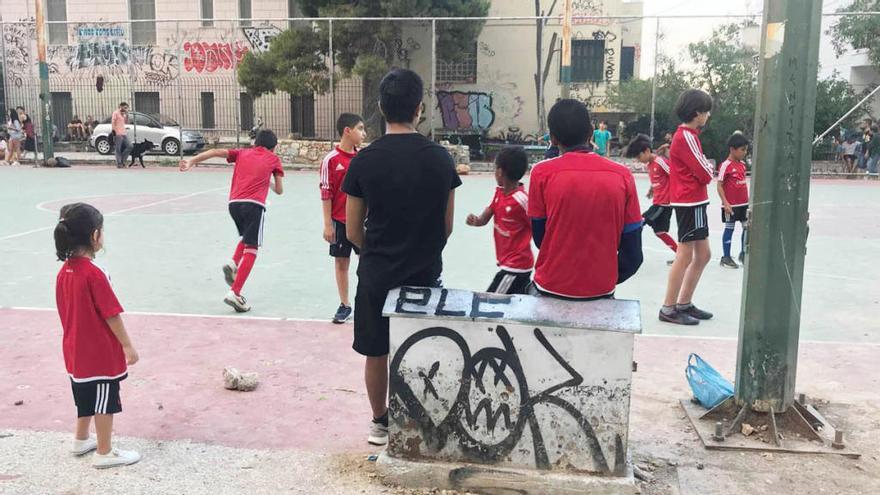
227, 147, 284, 207
319, 146, 357, 223
669, 126, 714, 206
647, 155, 671, 206
490, 185, 534, 272
718, 159, 749, 207
528, 151, 643, 299
56, 257, 127, 383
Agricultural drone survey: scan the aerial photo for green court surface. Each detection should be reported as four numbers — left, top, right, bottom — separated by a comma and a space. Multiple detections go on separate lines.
0, 166, 877, 343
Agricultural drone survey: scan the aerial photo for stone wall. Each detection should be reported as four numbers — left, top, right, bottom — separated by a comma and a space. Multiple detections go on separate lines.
273, 139, 470, 169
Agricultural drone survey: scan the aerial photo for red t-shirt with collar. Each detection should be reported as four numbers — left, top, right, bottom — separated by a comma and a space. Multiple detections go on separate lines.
319, 146, 357, 223
647, 155, 671, 206
528, 150, 643, 298
227, 147, 284, 207
717, 159, 749, 207
56, 257, 127, 383
489, 185, 534, 272
669, 125, 714, 206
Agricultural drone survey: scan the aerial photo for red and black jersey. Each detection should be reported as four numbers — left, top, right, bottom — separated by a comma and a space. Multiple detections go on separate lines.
56, 257, 127, 383
669, 126, 714, 206
528, 151, 643, 299
718, 159, 749, 207
319, 146, 357, 223
647, 155, 671, 206
489, 185, 533, 272
227, 147, 284, 207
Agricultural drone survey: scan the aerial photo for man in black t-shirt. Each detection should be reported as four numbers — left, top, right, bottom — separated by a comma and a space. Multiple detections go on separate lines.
342, 69, 461, 447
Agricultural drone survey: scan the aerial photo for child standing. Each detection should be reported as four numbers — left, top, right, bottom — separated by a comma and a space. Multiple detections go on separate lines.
55, 202, 141, 468
625, 134, 678, 255
466, 146, 533, 294
179, 130, 284, 312
320, 113, 366, 323
660, 89, 715, 326
591, 120, 612, 157
717, 133, 750, 268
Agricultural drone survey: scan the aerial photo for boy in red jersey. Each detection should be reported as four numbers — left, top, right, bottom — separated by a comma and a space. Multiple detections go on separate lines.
660, 89, 715, 326
180, 130, 284, 312
717, 132, 750, 268
466, 146, 533, 294
320, 113, 367, 323
626, 134, 677, 255
528, 99, 643, 300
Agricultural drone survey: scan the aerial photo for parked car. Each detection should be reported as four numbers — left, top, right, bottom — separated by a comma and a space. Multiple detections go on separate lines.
89, 112, 205, 156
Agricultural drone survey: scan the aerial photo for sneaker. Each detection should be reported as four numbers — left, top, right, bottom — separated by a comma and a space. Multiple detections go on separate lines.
333, 304, 352, 324
92, 448, 141, 469
71, 437, 97, 456
659, 309, 699, 326
224, 290, 251, 313
720, 256, 739, 269
11, 161, 19, 167
738, 252, 745, 264
368, 420, 389, 446
678, 304, 713, 320
0, 160, 8, 166
222, 262, 237, 287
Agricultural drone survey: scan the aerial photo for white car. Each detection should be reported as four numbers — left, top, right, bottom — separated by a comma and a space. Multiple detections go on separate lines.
90, 112, 206, 156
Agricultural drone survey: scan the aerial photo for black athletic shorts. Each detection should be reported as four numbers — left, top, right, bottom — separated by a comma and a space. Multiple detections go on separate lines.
71, 376, 125, 418
330, 220, 360, 258
642, 204, 673, 234
721, 205, 748, 224
353, 275, 442, 357
674, 204, 709, 242
229, 202, 266, 246
527, 282, 614, 301
487, 270, 532, 295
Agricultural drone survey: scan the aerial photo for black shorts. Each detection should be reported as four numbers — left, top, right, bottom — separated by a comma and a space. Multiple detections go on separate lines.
353, 275, 441, 357
674, 204, 709, 242
330, 220, 360, 258
71, 377, 125, 418
721, 205, 748, 224
487, 270, 532, 295
229, 202, 266, 246
642, 205, 673, 233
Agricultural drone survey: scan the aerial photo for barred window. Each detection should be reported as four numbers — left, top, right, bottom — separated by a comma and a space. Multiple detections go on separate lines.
437, 43, 478, 84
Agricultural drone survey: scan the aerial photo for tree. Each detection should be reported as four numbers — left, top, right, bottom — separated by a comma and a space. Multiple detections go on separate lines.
814, 74, 862, 137
237, 28, 329, 98
829, 0, 880, 66
606, 57, 690, 139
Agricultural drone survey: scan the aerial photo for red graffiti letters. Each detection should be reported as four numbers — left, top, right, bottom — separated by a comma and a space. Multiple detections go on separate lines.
183, 41, 249, 73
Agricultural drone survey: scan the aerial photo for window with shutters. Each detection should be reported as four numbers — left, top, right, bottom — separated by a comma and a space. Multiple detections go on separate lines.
46, 0, 68, 45
571, 39, 604, 82
239, 0, 252, 27
621, 47, 635, 81
129, 0, 156, 45
201, 0, 214, 28
201, 92, 215, 129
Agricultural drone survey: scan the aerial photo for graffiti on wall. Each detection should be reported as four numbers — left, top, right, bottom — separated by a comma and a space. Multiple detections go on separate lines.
573, 0, 612, 26
183, 41, 249, 73
242, 26, 281, 53
592, 30, 617, 82
3, 20, 36, 87
437, 91, 495, 131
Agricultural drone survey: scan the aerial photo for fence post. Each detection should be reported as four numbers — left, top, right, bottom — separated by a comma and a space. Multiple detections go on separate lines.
329, 19, 335, 134
35, 2, 54, 161
233, 18, 241, 147
176, 20, 183, 160
430, 19, 436, 138
649, 17, 659, 142
0, 22, 7, 116
127, 19, 136, 145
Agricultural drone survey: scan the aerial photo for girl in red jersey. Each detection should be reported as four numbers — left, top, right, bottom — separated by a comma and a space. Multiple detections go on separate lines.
55, 203, 141, 469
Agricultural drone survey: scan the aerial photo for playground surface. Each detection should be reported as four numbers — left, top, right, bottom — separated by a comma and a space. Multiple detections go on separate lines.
0, 165, 878, 494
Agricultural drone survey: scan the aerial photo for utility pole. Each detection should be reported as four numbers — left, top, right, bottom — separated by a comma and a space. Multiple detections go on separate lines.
560, 0, 572, 99
649, 17, 660, 142
35, 0, 53, 161
735, 0, 823, 412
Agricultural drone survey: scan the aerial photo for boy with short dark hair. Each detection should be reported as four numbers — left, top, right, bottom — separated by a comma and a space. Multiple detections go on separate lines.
466, 146, 533, 294
626, 134, 677, 255
591, 120, 612, 156
717, 132, 751, 268
320, 113, 366, 323
179, 129, 284, 313
529, 99, 643, 300
343, 69, 460, 446
660, 89, 715, 326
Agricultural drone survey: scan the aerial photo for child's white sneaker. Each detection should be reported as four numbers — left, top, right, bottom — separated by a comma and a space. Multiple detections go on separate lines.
224, 290, 251, 313
222, 261, 238, 287
71, 437, 97, 456
92, 447, 141, 469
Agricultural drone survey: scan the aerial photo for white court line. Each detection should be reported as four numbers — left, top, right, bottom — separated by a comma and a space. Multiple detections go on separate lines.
0, 187, 224, 242
2, 306, 876, 346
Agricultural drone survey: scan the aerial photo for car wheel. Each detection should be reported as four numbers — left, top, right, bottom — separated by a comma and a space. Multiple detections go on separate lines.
163, 138, 180, 156
95, 137, 112, 155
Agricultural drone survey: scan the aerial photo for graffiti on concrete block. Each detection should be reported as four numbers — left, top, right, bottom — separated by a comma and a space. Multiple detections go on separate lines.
3, 19, 36, 87
573, 0, 612, 26
437, 91, 495, 131
183, 41, 249, 73
242, 26, 281, 53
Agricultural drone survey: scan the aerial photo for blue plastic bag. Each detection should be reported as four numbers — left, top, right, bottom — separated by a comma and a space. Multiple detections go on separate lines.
686, 353, 734, 409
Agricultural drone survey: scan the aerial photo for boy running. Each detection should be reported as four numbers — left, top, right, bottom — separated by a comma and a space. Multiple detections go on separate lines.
529, 99, 643, 300
626, 134, 678, 255
320, 113, 367, 323
179, 130, 284, 312
466, 146, 533, 294
660, 89, 714, 326
717, 132, 750, 268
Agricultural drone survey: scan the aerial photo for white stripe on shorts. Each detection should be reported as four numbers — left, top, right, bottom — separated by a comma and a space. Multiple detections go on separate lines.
498, 274, 515, 294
